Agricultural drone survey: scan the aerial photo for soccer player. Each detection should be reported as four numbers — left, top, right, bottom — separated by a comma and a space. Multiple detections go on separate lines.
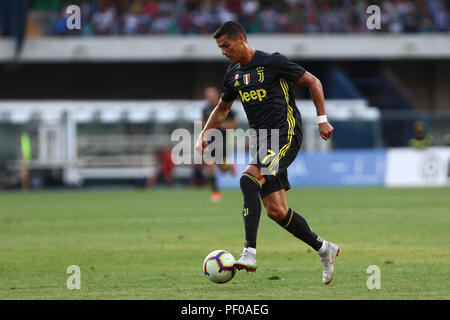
201, 86, 238, 202
195, 21, 340, 285
145, 146, 174, 188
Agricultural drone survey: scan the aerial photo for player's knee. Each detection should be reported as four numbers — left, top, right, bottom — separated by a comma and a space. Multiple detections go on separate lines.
240, 173, 261, 191
265, 204, 287, 222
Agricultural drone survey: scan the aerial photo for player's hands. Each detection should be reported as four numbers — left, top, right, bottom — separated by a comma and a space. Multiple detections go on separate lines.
319, 122, 334, 141
194, 133, 208, 155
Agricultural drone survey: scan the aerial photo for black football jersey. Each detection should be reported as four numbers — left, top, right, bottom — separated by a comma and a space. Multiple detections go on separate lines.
221, 50, 305, 146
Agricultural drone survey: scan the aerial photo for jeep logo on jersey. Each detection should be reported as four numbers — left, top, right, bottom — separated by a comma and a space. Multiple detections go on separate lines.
238, 89, 267, 102
243, 74, 250, 85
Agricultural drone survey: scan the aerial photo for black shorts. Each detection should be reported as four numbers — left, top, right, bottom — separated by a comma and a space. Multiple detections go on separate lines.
250, 133, 302, 199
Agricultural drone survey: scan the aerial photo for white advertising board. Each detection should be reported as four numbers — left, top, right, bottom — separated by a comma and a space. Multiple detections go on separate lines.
385, 147, 450, 187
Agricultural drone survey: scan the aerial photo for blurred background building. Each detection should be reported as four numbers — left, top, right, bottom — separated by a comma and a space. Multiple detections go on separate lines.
0, 0, 449, 189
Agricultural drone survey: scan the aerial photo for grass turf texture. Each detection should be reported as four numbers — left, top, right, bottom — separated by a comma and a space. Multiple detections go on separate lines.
0, 187, 449, 299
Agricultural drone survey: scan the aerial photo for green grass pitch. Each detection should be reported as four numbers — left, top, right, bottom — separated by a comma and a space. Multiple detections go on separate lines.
0, 187, 449, 299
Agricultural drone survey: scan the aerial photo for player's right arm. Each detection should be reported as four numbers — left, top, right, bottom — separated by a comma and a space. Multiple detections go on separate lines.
195, 98, 234, 154
271, 52, 333, 141
297, 71, 333, 141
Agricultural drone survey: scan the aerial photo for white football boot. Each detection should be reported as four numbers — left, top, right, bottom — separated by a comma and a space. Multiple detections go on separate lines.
318, 240, 341, 285
234, 247, 257, 273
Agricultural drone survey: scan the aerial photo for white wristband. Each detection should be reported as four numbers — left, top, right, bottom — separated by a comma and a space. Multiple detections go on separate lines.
317, 115, 328, 124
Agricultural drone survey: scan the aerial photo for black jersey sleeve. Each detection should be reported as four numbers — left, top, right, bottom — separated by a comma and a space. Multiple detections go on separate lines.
271, 52, 306, 82
220, 65, 238, 102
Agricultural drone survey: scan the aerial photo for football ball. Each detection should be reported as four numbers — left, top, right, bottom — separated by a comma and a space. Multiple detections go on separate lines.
203, 250, 236, 284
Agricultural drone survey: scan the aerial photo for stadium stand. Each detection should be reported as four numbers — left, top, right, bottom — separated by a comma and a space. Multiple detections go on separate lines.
0, 0, 448, 189
26, 0, 449, 36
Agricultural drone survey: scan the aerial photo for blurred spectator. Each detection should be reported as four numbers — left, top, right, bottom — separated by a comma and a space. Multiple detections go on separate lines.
27, 0, 450, 36
409, 121, 433, 149
445, 133, 450, 146
241, 0, 259, 16
145, 145, 175, 188
200, 86, 238, 202
51, 8, 70, 35
91, 0, 117, 34
189, 164, 207, 187
0, 0, 30, 55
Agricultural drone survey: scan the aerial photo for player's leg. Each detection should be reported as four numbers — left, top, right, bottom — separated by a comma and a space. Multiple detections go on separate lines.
257, 133, 324, 251
259, 131, 341, 284
262, 187, 340, 285
262, 188, 323, 251
207, 135, 222, 201
233, 164, 266, 272
207, 163, 221, 202
145, 171, 160, 189
234, 130, 285, 272
161, 171, 173, 186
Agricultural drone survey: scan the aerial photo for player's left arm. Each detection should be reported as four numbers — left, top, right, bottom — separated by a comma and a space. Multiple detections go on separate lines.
219, 110, 239, 130
219, 119, 239, 130
195, 98, 234, 154
297, 71, 334, 141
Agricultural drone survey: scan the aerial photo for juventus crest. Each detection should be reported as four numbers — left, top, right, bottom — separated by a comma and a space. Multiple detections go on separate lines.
257, 67, 264, 82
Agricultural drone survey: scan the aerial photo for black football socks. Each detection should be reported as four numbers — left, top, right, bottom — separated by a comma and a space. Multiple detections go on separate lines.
240, 173, 262, 249
209, 173, 218, 192
278, 209, 323, 251
240, 173, 322, 252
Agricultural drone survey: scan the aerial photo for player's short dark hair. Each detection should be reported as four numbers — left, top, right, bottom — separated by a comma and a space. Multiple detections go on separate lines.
213, 21, 246, 40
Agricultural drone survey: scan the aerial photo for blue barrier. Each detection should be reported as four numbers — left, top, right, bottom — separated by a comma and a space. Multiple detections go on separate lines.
216, 149, 386, 188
